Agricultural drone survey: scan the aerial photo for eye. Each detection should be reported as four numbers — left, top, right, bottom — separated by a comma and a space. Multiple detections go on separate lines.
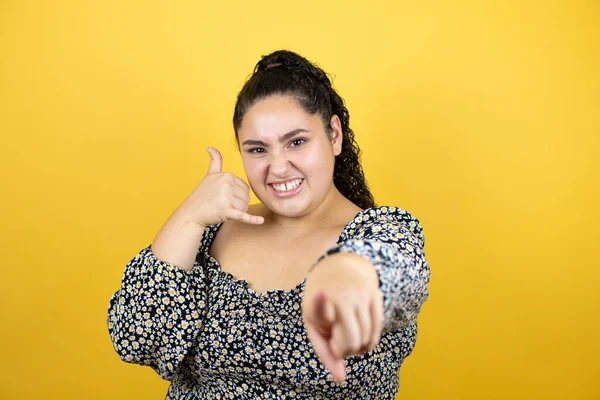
289, 138, 306, 148
248, 147, 265, 154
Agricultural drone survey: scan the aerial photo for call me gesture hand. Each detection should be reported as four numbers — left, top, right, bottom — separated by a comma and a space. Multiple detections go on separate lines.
176, 147, 265, 227
302, 253, 384, 383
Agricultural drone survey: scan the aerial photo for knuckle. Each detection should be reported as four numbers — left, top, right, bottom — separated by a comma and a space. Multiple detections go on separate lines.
218, 193, 229, 204
362, 336, 371, 347
332, 343, 344, 358
357, 345, 367, 355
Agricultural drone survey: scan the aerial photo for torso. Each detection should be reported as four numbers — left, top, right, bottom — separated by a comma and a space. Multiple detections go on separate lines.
209, 202, 362, 293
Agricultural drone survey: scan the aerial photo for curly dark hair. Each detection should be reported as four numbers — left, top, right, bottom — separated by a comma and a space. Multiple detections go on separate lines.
232, 50, 375, 210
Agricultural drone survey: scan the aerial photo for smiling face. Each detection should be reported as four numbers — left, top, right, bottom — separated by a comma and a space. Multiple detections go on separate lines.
237, 95, 343, 218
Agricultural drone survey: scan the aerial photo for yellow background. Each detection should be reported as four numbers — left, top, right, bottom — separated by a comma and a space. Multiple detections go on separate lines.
1, 1, 598, 399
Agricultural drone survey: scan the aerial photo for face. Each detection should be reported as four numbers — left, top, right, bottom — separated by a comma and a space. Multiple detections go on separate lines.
238, 95, 343, 218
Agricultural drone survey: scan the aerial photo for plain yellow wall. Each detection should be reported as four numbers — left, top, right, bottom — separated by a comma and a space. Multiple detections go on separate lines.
1, 1, 598, 399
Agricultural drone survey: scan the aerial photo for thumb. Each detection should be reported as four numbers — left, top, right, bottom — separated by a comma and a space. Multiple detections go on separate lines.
206, 147, 222, 174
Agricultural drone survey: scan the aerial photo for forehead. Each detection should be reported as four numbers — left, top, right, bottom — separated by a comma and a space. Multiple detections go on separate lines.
238, 95, 323, 140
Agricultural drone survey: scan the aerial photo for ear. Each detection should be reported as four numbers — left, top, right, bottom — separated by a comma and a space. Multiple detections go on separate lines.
329, 114, 343, 156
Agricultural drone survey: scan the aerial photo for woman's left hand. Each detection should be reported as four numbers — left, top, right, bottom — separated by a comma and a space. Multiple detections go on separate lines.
302, 252, 383, 383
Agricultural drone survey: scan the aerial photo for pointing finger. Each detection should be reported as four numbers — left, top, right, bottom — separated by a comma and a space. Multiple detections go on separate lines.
368, 294, 384, 351
206, 147, 222, 174
306, 324, 346, 384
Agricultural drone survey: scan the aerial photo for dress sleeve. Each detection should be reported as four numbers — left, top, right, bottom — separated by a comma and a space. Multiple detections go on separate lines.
318, 207, 430, 332
107, 244, 207, 380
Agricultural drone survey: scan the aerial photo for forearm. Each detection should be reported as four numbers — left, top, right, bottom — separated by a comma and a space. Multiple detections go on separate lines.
151, 210, 206, 271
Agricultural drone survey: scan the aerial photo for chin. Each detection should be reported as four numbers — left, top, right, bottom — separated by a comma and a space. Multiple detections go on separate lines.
276, 202, 312, 218
262, 198, 311, 218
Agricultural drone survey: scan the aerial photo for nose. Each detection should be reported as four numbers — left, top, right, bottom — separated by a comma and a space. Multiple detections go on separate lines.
269, 151, 291, 178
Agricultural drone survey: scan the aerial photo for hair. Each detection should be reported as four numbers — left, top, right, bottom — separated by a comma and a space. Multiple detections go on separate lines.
232, 50, 375, 210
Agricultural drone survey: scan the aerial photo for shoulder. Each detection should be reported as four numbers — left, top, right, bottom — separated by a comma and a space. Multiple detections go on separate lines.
216, 204, 267, 231
342, 206, 425, 244
204, 204, 266, 253
350, 205, 422, 226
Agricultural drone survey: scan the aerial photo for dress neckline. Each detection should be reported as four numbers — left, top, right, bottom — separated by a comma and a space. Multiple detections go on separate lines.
201, 207, 386, 299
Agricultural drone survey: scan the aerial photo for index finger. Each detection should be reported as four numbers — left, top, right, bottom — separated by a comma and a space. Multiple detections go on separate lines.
305, 324, 346, 383
231, 175, 251, 193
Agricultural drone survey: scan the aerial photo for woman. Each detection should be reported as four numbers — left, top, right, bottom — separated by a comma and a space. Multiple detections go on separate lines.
107, 50, 430, 399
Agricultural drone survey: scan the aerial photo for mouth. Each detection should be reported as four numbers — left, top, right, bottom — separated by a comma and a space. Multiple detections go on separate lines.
268, 178, 304, 197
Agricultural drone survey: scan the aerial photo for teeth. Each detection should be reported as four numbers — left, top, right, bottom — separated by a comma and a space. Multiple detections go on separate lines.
273, 179, 303, 192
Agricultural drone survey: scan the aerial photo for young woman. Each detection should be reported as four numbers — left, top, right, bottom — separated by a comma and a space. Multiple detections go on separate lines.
107, 50, 430, 399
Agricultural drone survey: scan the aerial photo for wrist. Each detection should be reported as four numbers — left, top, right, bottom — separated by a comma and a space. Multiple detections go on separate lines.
341, 253, 379, 289
314, 252, 379, 291
171, 209, 207, 231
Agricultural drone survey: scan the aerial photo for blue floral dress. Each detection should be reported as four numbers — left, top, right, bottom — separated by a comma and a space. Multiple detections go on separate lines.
107, 206, 430, 399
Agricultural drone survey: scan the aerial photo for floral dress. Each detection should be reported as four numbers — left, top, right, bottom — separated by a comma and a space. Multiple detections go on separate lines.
107, 206, 430, 399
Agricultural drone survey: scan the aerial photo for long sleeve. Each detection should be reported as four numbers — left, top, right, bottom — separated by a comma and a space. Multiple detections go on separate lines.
320, 207, 430, 332
107, 245, 208, 380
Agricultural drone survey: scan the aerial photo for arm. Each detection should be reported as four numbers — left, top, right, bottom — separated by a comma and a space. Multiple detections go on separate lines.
107, 147, 263, 380
106, 243, 207, 381
302, 207, 430, 382
151, 211, 206, 271
322, 207, 430, 331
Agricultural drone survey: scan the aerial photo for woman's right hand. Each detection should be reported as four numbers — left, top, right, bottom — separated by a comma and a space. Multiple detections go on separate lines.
174, 147, 264, 227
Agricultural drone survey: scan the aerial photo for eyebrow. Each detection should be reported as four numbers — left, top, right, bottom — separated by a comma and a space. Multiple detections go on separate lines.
241, 128, 310, 147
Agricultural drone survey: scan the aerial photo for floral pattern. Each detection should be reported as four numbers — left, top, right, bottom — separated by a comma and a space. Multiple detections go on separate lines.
107, 206, 430, 399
